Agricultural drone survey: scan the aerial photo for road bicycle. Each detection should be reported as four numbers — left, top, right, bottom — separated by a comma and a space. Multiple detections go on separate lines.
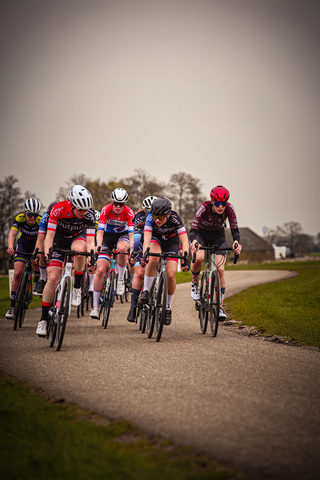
99, 248, 130, 329
141, 248, 189, 342
192, 242, 239, 337
11, 248, 40, 331
77, 266, 92, 317
47, 245, 95, 351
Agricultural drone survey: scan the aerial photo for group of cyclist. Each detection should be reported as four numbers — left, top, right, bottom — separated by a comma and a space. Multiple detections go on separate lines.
6, 183, 242, 335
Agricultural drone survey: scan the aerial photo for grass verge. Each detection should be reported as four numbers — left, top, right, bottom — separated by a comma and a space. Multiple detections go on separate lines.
0, 373, 243, 480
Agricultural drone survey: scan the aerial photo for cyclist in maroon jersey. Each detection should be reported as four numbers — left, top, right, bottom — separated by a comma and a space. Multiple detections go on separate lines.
36, 185, 95, 337
189, 185, 242, 319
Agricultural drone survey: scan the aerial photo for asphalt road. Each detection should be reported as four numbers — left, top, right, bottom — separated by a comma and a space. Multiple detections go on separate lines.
0, 270, 319, 480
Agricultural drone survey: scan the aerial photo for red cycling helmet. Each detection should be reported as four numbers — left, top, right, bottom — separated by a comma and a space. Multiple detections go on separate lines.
210, 185, 230, 202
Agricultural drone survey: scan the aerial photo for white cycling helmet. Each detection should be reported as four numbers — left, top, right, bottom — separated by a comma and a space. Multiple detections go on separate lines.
95, 209, 101, 221
68, 185, 93, 209
142, 195, 157, 210
24, 198, 41, 214
111, 188, 128, 204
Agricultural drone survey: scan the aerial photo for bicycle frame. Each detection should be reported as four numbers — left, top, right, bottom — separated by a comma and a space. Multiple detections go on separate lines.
12, 248, 39, 331
193, 243, 238, 336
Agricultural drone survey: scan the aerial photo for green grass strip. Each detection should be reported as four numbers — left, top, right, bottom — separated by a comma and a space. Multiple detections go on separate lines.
0, 373, 242, 480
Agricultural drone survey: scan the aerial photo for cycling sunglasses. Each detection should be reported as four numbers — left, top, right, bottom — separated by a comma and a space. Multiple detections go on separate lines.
113, 202, 125, 207
77, 208, 88, 213
213, 201, 227, 207
26, 213, 38, 218
152, 214, 167, 221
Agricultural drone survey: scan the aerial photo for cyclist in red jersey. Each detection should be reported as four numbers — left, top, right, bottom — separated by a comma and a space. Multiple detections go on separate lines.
189, 185, 242, 319
90, 188, 134, 319
36, 185, 95, 337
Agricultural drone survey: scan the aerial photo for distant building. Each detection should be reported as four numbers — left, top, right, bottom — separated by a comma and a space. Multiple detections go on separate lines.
225, 227, 274, 262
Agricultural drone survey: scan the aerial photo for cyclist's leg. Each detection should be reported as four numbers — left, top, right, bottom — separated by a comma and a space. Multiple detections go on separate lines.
190, 232, 205, 301
140, 240, 160, 303
8, 257, 24, 312
127, 263, 144, 322
71, 236, 87, 287
91, 255, 109, 317
215, 238, 227, 318
116, 236, 129, 294
37, 263, 62, 337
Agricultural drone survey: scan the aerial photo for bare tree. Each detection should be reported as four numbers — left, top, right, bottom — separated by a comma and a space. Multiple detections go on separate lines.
0, 176, 24, 272
167, 172, 205, 229
121, 169, 165, 212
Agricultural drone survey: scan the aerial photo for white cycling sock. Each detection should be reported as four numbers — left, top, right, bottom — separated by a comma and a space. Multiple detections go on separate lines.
143, 275, 154, 291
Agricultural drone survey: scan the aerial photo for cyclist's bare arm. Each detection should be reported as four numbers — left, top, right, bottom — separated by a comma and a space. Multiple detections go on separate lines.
142, 230, 152, 256
44, 229, 56, 258
7, 228, 18, 255
96, 230, 104, 253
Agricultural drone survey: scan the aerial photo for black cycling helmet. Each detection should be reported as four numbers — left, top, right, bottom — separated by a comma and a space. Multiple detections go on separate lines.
151, 197, 172, 216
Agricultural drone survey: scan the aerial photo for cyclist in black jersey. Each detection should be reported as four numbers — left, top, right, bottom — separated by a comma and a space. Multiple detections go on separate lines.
189, 185, 242, 319
6, 198, 42, 319
127, 195, 157, 322
140, 197, 190, 325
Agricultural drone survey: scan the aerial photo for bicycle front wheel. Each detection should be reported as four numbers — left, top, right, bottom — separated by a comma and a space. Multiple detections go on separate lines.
209, 270, 220, 337
13, 272, 27, 331
49, 284, 60, 347
199, 271, 208, 334
155, 273, 168, 342
103, 271, 115, 329
147, 276, 158, 339
19, 274, 32, 328
56, 277, 71, 351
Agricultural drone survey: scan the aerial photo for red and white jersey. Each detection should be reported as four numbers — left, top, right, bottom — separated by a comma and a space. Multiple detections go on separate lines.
47, 201, 96, 240
98, 203, 134, 234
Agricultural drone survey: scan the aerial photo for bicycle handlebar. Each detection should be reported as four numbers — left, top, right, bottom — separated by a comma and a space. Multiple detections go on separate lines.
142, 247, 188, 263
9, 247, 40, 264
48, 244, 95, 266
192, 242, 239, 264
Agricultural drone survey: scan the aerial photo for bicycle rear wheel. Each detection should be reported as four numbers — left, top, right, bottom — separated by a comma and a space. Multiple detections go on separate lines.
56, 277, 71, 351
199, 271, 208, 334
103, 270, 115, 329
13, 272, 27, 331
209, 270, 220, 337
147, 276, 158, 338
155, 273, 167, 342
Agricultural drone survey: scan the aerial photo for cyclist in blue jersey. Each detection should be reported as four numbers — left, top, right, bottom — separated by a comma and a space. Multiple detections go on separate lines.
6, 198, 42, 319
127, 195, 157, 322
189, 185, 242, 319
34, 202, 56, 295
140, 197, 190, 325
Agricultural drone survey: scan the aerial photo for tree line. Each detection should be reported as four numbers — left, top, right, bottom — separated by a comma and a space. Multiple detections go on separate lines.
0, 173, 319, 272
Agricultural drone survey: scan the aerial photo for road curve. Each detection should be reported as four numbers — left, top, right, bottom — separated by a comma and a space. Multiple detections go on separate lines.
0, 270, 319, 480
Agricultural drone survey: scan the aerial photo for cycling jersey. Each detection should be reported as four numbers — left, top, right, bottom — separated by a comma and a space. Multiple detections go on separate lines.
11, 212, 41, 250
144, 210, 186, 241
189, 201, 240, 243
47, 201, 96, 241
38, 202, 56, 235
98, 203, 134, 235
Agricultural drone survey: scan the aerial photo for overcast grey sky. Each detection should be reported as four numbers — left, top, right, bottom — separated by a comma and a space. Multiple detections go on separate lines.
1, 0, 320, 236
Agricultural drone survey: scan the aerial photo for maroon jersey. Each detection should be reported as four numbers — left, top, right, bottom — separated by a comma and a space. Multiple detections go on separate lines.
189, 201, 240, 242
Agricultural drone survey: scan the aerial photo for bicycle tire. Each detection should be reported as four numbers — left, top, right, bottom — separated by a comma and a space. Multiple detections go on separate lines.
49, 284, 60, 347
140, 306, 148, 334
13, 272, 27, 331
103, 270, 115, 329
56, 276, 71, 351
124, 266, 129, 302
209, 270, 220, 337
147, 276, 158, 338
155, 273, 167, 342
19, 274, 32, 328
199, 271, 208, 334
